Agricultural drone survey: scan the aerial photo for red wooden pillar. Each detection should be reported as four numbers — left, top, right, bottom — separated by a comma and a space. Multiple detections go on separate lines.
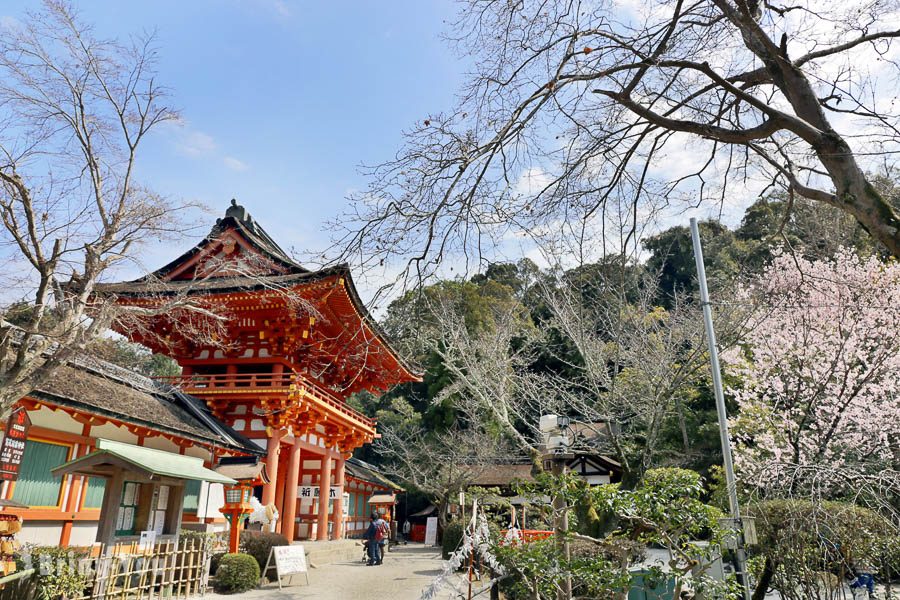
274, 448, 287, 533
262, 429, 283, 505
60, 424, 92, 546
316, 454, 332, 540
281, 441, 302, 541
331, 456, 345, 540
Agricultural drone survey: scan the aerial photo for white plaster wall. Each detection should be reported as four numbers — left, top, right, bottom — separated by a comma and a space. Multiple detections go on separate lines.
90, 423, 138, 444
196, 483, 225, 519
19, 522, 63, 546
28, 406, 84, 434
69, 522, 99, 546
183, 445, 212, 460
141, 437, 180, 454
302, 460, 320, 471
584, 475, 611, 485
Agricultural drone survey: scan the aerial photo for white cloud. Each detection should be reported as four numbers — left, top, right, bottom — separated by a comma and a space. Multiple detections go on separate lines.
272, 0, 291, 17
223, 156, 249, 172
177, 131, 217, 157
0, 16, 21, 31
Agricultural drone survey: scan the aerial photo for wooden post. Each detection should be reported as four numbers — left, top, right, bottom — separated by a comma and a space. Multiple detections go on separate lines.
97, 468, 125, 546
282, 441, 302, 541
331, 456, 345, 540
262, 429, 284, 505
316, 455, 332, 540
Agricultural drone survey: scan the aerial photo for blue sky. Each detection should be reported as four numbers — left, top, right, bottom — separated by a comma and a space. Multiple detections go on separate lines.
3, 0, 465, 282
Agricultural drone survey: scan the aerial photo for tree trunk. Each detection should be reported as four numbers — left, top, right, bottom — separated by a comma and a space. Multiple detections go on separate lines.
752, 556, 775, 600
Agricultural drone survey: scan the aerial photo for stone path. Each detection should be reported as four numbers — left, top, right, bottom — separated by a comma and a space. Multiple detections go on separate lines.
206, 544, 461, 600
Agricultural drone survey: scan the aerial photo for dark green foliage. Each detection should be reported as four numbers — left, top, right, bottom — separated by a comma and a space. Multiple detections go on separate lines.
210, 552, 226, 576
643, 220, 743, 306
441, 520, 465, 560
239, 530, 289, 572
213, 553, 259, 594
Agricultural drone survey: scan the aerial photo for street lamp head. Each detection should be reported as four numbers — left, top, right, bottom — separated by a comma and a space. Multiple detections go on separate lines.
539, 414, 560, 434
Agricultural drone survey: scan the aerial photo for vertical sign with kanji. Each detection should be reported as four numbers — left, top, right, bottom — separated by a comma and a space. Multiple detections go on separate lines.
0, 407, 31, 481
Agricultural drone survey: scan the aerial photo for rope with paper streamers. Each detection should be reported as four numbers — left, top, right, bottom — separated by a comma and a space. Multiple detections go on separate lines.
419, 499, 506, 600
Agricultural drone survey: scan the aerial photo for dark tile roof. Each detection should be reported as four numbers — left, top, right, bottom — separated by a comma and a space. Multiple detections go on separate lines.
346, 457, 404, 491
144, 199, 308, 280
29, 354, 263, 455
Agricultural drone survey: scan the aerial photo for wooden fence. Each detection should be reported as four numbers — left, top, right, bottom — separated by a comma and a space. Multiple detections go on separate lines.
62, 539, 212, 600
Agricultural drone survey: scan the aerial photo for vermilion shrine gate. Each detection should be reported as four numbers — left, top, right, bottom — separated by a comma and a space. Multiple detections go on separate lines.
97, 201, 419, 542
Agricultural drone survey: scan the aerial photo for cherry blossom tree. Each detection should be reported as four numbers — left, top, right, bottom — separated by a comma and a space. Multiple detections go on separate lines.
727, 249, 900, 499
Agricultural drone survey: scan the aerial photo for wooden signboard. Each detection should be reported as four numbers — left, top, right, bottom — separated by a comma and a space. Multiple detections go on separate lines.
261, 545, 309, 589
0, 408, 31, 481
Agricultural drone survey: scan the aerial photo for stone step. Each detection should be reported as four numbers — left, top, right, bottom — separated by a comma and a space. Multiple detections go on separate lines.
298, 539, 364, 567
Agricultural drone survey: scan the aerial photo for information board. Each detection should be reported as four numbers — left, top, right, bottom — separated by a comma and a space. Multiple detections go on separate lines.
262, 545, 310, 589
424, 516, 438, 546
0, 408, 31, 481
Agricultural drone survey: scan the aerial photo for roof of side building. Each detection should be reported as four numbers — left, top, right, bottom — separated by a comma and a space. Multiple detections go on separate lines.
28, 353, 263, 455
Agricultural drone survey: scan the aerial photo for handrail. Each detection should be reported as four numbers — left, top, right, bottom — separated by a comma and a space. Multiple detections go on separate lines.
155, 372, 375, 427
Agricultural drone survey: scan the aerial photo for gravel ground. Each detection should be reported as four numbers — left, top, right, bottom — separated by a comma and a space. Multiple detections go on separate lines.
206, 543, 459, 600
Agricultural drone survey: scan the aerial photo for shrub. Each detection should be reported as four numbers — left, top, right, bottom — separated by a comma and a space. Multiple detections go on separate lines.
749, 499, 899, 600
213, 553, 259, 594
210, 551, 226, 576
240, 530, 288, 572
19, 545, 91, 600
179, 529, 221, 554
441, 520, 465, 560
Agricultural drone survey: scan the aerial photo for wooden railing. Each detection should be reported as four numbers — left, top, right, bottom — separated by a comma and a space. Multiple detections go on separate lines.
156, 372, 376, 428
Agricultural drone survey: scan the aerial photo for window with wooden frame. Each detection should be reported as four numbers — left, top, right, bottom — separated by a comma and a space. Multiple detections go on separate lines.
182, 480, 201, 513
83, 477, 106, 508
11, 439, 71, 507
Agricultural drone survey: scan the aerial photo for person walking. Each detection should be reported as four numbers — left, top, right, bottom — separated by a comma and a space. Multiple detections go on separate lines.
373, 513, 389, 565
849, 558, 877, 599
363, 513, 380, 566
401, 519, 411, 545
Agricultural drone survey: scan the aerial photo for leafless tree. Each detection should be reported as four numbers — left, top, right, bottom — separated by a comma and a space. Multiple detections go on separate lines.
375, 424, 508, 526
0, 1, 186, 411
334, 0, 900, 285
428, 271, 749, 483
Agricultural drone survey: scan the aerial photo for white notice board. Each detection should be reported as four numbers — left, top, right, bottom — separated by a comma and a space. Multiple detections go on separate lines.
424, 517, 438, 546
263, 545, 309, 589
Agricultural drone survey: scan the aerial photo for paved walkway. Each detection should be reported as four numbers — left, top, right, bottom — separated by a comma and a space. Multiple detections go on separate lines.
207, 544, 460, 600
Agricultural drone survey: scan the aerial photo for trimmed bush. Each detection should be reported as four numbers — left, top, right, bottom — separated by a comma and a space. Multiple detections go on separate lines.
240, 530, 289, 572
19, 545, 91, 600
441, 520, 464, 560
213, 553, 259, 594
209, 551, 226, 576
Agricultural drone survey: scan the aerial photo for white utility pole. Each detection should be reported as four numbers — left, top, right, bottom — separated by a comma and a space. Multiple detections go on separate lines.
689, 218, 752, 600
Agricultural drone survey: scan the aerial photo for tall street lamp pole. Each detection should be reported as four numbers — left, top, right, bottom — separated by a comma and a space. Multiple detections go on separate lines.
690, 218, 752, 600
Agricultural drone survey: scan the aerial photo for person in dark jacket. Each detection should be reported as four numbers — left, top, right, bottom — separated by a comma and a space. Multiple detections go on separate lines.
362, 513, 380, 566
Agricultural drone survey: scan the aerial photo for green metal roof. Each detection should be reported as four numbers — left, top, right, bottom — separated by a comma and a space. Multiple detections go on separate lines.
53, 438, 236, 485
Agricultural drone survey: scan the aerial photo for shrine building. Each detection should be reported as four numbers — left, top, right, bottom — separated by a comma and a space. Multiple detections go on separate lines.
93, 200, 420, 542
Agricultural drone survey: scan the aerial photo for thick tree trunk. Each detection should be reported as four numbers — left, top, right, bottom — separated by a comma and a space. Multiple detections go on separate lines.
718, 0, 900, 256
